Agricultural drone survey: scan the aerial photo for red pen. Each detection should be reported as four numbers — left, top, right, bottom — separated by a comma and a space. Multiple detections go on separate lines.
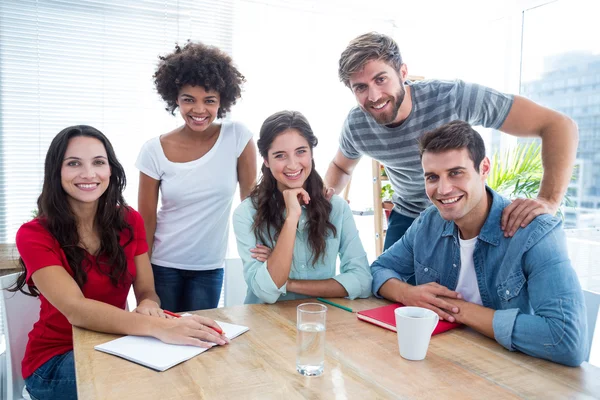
163, 310, 224, 335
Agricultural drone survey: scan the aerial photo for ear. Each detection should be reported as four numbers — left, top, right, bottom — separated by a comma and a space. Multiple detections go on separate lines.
399, 63, 408, 82
480, 157, 491, 178
263, 158, 269, 168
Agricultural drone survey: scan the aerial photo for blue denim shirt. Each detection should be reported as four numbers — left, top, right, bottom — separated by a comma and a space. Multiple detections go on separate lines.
371, 187, 588, 366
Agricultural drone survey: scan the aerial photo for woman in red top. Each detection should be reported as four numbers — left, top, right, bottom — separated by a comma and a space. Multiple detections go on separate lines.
8, 125, 229, 400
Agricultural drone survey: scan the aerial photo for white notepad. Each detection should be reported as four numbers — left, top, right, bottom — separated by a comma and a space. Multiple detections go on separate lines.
94, 320, 249, 371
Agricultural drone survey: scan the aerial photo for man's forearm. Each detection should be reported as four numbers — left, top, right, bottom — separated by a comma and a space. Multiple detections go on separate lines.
444, 298, 494, 339
538, 117, 578, 208
378, 278, 411, 303
324, 161, 352, 194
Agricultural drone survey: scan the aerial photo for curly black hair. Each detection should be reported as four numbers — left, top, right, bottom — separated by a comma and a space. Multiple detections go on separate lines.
154, 41, 245, 119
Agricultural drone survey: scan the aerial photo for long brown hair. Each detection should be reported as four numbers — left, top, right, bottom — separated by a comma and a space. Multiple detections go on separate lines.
250, 111, 336, 265
8, 125, 133, 296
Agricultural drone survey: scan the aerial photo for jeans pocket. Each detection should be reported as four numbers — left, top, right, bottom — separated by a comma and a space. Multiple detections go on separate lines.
31, 351, 76, 383
25, 351, 77, 400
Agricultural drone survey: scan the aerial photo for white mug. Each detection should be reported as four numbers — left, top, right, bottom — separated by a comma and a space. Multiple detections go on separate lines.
394, 306, 439, 361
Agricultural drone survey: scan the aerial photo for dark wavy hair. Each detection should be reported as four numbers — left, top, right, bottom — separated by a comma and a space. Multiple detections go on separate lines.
8, 125, 133, 296
250, 111, 336, 265
154, 41, 245, 119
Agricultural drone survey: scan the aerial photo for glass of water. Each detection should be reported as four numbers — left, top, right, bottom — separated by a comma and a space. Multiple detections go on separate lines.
296, 302, 327, 376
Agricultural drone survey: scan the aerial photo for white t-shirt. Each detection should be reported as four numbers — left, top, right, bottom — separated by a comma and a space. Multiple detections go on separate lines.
455, 235, 483, 306
135, 121, 253, 270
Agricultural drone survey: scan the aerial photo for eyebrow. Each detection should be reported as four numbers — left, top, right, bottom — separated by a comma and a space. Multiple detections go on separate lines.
372, 71, 387, 80
180, 93, 218, 99
64, 156, 108, 161
271, 146, 309, 155
423, 166, 466, 177
351, 71, 388, 90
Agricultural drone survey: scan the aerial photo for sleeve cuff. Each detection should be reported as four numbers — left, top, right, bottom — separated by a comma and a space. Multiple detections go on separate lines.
493, 308, 520, 351
371, 268, 407, 298
136, 162, 160, 180
332, 273, 370, 300
251, 261, 287, 304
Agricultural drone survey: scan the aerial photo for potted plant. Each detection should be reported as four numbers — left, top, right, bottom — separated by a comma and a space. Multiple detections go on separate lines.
381, 183, 394, 211
380, 164, 388, 178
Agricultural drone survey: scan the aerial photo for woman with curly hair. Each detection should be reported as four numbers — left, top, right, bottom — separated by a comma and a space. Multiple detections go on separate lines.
136, 42, 257, 312
10, 126, 228, 400
233, 111, 372, 304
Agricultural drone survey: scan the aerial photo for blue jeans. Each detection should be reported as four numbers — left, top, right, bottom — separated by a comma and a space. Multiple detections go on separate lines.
152, 264, 224, 312
383, 210, 416, 251
24, 351, 77, 400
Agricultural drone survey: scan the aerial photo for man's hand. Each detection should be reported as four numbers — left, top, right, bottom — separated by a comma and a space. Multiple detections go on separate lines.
437, 297, 495, 339
400, 282, 462, 322
501, 197, 557, 237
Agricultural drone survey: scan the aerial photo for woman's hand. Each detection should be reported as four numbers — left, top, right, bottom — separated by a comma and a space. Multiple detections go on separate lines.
134, 299, 168, 318
250, 244, 272, 262
154, 315, 230, 348
282, 188, 310, 221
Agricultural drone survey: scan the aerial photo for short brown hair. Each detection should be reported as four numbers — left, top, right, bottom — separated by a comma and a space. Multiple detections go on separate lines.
419, 120, 486, 172
338, 32, 403, 88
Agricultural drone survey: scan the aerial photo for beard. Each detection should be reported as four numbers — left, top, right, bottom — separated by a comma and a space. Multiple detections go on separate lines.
366, 84, 406, 126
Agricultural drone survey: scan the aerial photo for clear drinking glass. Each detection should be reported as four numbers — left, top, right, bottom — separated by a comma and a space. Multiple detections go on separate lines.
296, 303, 327, 376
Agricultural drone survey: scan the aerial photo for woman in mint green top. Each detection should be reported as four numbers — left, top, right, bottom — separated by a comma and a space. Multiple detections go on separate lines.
233, 110, 372, 304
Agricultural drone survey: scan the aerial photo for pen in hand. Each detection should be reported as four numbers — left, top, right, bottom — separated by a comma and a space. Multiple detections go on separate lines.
163, 310, 224, 335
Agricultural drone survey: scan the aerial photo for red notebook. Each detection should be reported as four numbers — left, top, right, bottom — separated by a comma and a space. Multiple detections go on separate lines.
357, 303, 461, 335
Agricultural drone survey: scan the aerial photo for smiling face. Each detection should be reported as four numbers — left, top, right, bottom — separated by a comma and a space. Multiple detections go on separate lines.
264, 129, 313, 192
348, 59, 407, 125
176, 84, 221, 132
61, 136, 111, 207
422, 148, 490, 227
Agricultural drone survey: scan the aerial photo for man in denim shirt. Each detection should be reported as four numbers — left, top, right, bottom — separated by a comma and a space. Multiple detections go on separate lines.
371, 120, 587, 366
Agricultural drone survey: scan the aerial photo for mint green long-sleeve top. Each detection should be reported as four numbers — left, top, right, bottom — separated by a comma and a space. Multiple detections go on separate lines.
233, 195, 372, 304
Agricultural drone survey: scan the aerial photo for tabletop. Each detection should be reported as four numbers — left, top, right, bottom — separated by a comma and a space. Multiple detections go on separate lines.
73, 298, 600, 399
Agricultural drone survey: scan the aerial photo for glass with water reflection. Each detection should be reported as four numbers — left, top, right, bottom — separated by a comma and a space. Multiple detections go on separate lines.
296, 303, 327, 376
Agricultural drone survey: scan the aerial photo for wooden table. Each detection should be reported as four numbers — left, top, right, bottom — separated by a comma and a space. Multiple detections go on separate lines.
73, 298, 600, 399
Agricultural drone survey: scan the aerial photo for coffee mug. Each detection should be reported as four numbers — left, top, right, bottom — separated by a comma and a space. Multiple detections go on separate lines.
394, 306, 439, 361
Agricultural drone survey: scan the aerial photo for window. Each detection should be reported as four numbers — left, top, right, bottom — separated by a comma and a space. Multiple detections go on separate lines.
521, 0, 600, 229
0, 0, 234, 247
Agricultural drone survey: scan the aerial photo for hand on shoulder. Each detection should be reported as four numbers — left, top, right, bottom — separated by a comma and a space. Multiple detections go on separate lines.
501, 197, 557, 237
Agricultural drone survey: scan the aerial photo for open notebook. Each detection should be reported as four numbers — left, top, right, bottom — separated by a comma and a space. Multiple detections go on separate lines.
95, 319, 249, 371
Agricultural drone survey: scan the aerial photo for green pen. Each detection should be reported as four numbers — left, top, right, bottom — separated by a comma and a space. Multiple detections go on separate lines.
316, 297, 354, 313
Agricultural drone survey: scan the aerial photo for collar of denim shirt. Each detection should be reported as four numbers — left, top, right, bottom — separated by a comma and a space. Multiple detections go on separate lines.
440, 186, 511, 246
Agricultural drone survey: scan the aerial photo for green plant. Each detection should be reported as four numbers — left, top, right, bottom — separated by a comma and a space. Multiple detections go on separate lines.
381, 183, 394, 202
487, 142, 574, 216
488, 141, 543, 199
380, 165, 388, 178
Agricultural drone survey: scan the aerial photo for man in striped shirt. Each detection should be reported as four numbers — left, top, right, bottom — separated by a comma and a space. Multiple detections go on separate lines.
325, 32, 578, 251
